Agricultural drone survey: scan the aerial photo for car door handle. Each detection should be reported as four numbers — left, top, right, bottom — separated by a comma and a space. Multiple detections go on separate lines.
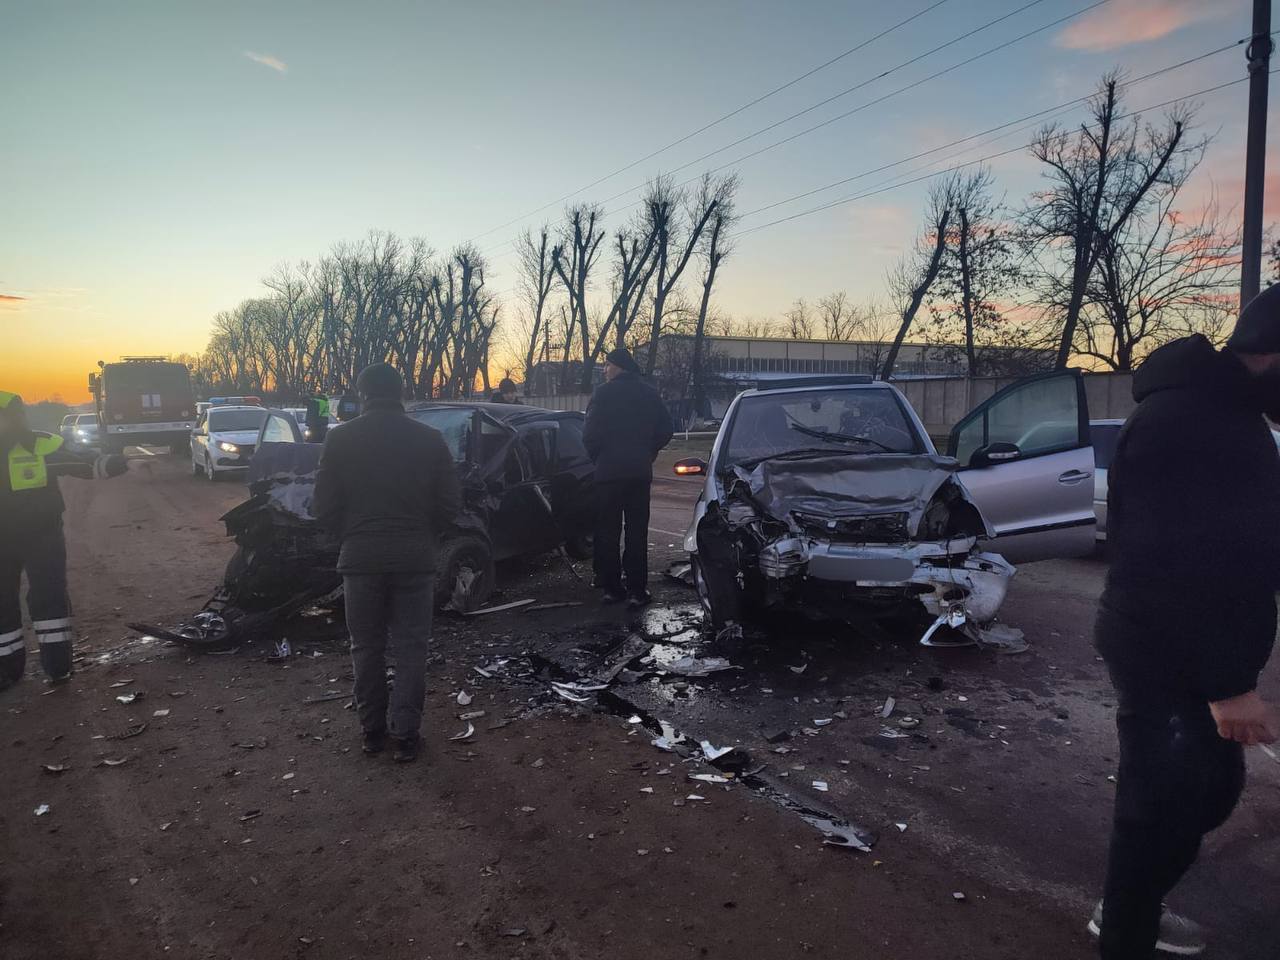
1057, 470, 1091, 484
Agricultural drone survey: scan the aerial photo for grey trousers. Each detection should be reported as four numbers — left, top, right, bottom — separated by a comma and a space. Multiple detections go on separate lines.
343, 573, 434, 739
1, 521, 73, 685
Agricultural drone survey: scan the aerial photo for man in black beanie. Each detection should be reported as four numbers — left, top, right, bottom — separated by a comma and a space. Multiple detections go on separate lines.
1091, 285, 1280, 957
583, 348, 673, 607
313, 363, 460, 762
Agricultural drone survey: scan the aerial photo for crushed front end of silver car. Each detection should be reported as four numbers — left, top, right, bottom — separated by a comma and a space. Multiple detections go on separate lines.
693, 452, 1022, 649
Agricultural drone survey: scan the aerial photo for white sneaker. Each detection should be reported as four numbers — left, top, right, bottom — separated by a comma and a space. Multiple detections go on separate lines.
1088, 901, 1207, 956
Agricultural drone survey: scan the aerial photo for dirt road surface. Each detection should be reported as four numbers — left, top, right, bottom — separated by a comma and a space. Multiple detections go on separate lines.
1, 457, 1277, 959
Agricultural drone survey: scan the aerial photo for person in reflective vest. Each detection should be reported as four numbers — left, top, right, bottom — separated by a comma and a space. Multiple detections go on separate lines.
0, 391, 128, 688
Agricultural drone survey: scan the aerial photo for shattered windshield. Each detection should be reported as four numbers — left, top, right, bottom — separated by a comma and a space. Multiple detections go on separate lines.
408, 407, 472, 462
722, 388, 921, 467
209, 409, 268, 433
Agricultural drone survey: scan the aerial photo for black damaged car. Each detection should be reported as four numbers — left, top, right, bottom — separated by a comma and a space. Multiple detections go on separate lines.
221, 401, 598, 614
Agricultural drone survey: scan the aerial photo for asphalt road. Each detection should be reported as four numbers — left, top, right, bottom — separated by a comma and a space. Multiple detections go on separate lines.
0, 458, 1276, 959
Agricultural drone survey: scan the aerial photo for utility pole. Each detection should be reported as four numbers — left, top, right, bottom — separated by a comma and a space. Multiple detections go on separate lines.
1241, 0, 1273, 307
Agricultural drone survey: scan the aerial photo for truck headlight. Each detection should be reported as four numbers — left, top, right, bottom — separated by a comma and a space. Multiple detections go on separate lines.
218, 441, 239, 453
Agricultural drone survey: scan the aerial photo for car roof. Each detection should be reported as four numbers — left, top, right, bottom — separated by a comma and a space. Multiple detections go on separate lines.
737, 378, 897, 399
408, 400, 571, 424
208, 405, 266, 416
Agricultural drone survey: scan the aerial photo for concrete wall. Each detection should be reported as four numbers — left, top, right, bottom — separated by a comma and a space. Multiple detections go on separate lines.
523, 371, 1137, 435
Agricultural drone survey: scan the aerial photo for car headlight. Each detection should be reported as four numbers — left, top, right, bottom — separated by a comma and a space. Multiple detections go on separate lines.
218, 441, 239, 453
76, 429, 88, 436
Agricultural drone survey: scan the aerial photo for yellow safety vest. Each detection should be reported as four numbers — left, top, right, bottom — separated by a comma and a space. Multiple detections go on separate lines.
7, 433, 62, 492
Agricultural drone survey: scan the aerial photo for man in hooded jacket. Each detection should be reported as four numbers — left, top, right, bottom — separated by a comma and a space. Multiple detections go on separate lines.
1091, 285, 1280, 957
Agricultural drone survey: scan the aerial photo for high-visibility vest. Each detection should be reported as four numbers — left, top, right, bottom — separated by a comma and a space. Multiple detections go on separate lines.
7, 433, 62, 492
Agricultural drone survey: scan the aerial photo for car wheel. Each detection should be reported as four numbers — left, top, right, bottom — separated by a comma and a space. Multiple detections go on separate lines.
204, 455, 216, 481
435, 535, 496, 612
563, 533, 593, 561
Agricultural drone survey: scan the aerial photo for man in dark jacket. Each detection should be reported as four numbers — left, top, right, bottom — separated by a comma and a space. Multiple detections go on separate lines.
490, 378, 521, 404
1092, 289, 1280, 957
583, 348, 674, 607
1, 391, 127, 688
313, 364, 461, 762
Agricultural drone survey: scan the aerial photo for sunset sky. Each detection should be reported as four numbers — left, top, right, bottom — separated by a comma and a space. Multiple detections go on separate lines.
1, 0, 1271, 403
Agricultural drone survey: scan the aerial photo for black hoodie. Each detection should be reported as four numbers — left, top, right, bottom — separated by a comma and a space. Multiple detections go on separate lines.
1097, 335, 1280, 701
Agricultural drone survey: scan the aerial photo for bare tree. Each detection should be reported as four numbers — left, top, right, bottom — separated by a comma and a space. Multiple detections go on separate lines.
817, 291, 862, 340
1080, 191, 1239, 369
515, 226, 556, 390
783, 298, 814, 339
687, 174, 740, 411
1025, 74, 1204, 367
551, 204, 607, 391
642, 176, 728, 375
881, 183, 952, 380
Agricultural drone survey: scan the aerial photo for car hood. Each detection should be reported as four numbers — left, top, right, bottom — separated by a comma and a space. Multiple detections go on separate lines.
210, 430, 261, 445
730, 453, 965, 531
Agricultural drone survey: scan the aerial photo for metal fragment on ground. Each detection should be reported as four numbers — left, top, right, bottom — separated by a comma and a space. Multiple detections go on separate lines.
457, 691, 473, 706
700, 740, 735, 761
880, 697, 896, 719
463, 599, 536, 617
34, 804, 50, 816
661, 655, 737, 678
115, 692, 142, 705
448, 723, 476, 742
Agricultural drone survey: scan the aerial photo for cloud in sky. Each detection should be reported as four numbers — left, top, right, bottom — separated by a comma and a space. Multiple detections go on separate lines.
0, 294, 28, 309
1056, 0, 1224, 53
243, 51, 287, 74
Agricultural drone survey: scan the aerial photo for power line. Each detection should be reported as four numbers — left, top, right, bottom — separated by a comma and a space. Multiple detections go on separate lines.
735, 38, 1249, 221
470, 0, 1055, 246
736, 74, 1255, 239
467, 1, 957, 243
482, 0, 1106, 261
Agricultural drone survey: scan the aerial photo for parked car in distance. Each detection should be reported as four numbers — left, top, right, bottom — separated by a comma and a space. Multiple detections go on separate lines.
191, 405, 268, 480
673, 371, 1096, 644
245, 401, 598, 609
69, 413, 101, 449
59, 414, 79, 443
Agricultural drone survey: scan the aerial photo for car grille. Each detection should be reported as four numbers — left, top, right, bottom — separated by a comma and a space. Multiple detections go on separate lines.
793, 511, 910, 543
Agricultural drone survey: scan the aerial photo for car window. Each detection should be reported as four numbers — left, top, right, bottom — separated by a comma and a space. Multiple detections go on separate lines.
521, 428, 555, 477
1090, 423, 1121, 469
556, 417, 589, 463
407, 408, 472, 461
209, 409, 268, 433
722, 388, 921, 467
953, 374, 1083, 466
61, 415, 76, 427
75, 414, 98, 426
263, 414, 297, 444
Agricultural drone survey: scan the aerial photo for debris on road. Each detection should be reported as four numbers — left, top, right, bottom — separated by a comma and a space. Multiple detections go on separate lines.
34, 804, 50, 817
812, 781, 829, 792
457, 691, 473, 706
448, 723, 476, 742
879, 697, 896, 719
115, 691, 142, 705
897, 716, 921, 730
42, 764, 70, 774
662, 655, 736, 678
463, 598, 537, 617
152, 708, 170, 718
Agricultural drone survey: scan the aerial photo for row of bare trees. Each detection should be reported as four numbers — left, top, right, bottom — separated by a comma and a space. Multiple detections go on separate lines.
198, 73, 1239, 401
192, 234, 499, 399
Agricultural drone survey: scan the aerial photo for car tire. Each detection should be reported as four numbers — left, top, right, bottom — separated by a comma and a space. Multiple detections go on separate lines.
563, 533, 593, 561
435, 535, 496, 611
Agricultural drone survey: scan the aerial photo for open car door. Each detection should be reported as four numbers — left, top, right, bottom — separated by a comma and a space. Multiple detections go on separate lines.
946, 370, 1095, 564
489, 421, 562, 560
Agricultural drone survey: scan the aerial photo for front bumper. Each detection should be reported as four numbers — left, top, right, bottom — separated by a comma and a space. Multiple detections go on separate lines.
755, 537, 1015, 625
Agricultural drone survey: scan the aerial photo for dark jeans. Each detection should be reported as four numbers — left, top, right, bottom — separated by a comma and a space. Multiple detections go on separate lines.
594, 478, 651, 596
1101, 689, 1245, 958
343, 572, 434, 740
0, 521, 73, 684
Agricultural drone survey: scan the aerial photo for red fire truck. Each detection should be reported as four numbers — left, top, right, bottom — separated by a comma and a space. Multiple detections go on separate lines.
89, 357, 197, 454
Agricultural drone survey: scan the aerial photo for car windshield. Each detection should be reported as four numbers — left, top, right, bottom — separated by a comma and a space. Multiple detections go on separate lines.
722, 387, 921, 467
209, 409, 267, 433
75, 415, 98, 426
408, 408, 472, 461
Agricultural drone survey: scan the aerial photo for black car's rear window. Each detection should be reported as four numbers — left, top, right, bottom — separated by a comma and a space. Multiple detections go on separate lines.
1092, 423, 1122, 469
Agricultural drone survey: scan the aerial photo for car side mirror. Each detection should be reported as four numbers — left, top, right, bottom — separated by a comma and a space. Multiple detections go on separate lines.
674, 457, 707, 477
970, 441, 1021, 468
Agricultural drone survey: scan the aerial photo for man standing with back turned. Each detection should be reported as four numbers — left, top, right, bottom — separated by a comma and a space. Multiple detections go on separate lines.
314, 364, 460, 763
584, 348, 673, 608
1092, 286, 1280, 957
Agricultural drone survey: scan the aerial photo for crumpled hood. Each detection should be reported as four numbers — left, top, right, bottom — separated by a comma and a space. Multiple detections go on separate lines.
732, 453, 961, 531
1133, 334, 1231, 402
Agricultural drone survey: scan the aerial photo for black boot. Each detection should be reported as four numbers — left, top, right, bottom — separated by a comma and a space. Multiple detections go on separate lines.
362, 730, 388, 755
391, 735, 420, 763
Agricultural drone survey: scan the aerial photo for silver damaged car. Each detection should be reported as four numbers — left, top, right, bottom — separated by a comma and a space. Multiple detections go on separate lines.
673, 372, 1097, 647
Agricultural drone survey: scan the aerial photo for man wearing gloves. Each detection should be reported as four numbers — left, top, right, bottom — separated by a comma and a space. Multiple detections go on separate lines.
1092, 285, 1280, 957
1, 391, 127, 688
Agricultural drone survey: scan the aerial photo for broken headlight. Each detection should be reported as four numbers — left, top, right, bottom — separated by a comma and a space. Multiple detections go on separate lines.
758, 537, 808, 578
